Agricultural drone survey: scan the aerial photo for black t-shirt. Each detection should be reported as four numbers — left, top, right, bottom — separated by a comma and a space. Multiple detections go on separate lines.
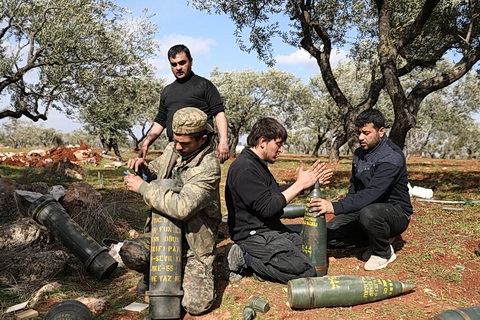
154, 72, 225, 140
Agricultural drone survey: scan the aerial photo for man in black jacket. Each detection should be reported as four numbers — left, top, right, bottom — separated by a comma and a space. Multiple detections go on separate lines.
224, 117, 332, 283
309, 109, 413, 271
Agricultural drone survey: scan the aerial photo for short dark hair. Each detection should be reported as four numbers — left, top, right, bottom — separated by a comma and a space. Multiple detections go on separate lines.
168, 44, 192, 60
174, 129, 210, 140
191, 130, 210, 140
354, 109, 385, 129
246, 118, 288, 147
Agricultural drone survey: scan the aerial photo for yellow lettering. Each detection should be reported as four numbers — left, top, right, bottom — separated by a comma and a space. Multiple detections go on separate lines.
328, 277, 340, 289
151, 255, 173, 262
163, 236, 180, 242
303, 221, 318, 227
151, 246, 162, 252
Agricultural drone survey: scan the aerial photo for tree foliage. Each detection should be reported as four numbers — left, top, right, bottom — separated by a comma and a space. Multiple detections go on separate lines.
191, 0, 480, 158
0, 119, 63, 148
209, 68, 305, 154
406, 69, 480, 159
0, 0, 159, 123
77, 75, 164, 156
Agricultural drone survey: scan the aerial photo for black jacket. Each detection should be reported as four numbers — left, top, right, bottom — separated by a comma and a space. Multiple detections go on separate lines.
332, 136, 413, 215
225, 148, 288, 241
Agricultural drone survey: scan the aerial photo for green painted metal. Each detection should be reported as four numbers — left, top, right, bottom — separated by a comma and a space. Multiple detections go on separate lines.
242, 306, 256, 320
147, 179, 184, 320
20, 194, 118, 280
250, 296, 270, 313
148, 210, 183, 319
281, 203, 306, 218
287, 275, 417, 308
430, 305, 480, 320
301, 181, 327, 276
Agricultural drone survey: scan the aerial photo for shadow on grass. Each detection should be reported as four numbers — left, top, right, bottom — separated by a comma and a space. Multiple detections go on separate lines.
327, 236, 407, 261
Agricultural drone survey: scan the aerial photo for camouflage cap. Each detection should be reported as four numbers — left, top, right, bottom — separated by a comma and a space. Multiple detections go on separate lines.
172, 107, 213, 135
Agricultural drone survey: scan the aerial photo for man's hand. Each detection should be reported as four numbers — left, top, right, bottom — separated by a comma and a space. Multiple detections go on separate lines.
317, 163, 333, 186
138, 145, 149, 158
127, 158, 148, 173
216, 140, 230, 163
124, 171, 145, 193
282, 160, 333, 204
296, 160, 333, 191
309, 198, 335, 217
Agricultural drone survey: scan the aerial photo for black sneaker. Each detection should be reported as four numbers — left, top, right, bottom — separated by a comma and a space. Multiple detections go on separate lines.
223, 243, 245, 282
136, 275, 148, 296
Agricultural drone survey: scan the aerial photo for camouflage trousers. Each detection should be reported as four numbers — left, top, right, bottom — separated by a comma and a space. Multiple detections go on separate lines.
119, 233, 216, 315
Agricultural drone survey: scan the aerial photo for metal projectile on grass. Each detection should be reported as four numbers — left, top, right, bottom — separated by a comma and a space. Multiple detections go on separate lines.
429, 305, 480, 320
14, 190, 118, 280
287, 275, 416, 309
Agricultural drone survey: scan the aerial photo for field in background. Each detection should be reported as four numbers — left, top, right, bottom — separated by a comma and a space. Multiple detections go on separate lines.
0, 151, 479, 319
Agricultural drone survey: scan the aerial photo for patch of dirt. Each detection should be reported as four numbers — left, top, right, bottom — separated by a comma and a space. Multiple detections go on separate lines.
2, 156, 479, 320
0, 141, 102, 167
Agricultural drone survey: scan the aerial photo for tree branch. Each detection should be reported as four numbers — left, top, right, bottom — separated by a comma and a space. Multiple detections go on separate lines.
409, 46, 480, 104
397, 0, 441, 49
0, 108, 47, 121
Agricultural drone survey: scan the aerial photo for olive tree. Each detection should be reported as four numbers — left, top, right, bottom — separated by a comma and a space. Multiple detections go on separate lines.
191, 0, 480, 161
0, 0, 159, 124
406, 69, 480, 158
76, 76, 164, 158
210, 68, 304, 155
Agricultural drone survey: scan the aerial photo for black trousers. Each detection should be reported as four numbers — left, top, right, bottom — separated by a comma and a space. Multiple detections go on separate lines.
327, 203, 411, 259
236, 229, 316, 284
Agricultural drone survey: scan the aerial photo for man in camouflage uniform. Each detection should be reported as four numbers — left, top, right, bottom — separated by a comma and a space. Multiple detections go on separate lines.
121, 107, 221, 315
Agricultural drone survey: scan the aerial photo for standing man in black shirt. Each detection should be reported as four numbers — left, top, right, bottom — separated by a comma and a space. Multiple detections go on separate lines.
309, 109, 413, 271
139, 44, 230, 163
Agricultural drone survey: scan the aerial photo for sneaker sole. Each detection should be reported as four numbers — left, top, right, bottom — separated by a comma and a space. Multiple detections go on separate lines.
363, 244, 395, 261
223, 243, 243, 282
364, 252, 397, 271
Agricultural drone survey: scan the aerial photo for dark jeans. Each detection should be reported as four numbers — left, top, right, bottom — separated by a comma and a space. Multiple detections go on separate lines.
237, 229, 316, 284
327, 203, 411, 258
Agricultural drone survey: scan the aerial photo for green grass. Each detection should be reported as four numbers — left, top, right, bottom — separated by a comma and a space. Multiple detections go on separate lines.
1, 151, 479, 319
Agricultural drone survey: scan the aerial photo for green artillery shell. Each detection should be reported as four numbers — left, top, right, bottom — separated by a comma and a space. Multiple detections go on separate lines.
430, 305, 480, 320
15, 192, 118, 280
301, 181, 328, 276
287, 275, 417, 308
242, 306, 256, 320
147, 180, 184, 320
281, 203, 307, 218
250, 296, 270, 313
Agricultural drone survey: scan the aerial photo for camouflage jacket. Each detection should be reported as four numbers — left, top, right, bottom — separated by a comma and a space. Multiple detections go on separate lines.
137, 140, 221, 261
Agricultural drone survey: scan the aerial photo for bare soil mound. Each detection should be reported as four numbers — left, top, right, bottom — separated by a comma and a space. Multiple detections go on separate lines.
0, 141, 102, 167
